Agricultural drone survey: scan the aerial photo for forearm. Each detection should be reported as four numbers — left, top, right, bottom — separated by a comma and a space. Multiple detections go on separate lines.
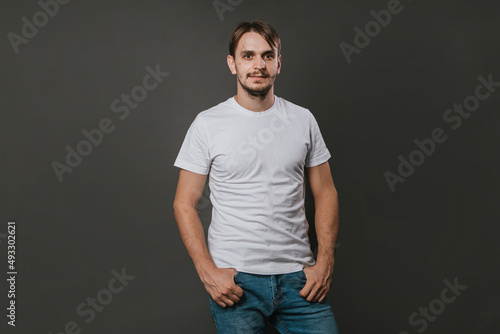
173, 203, 217, 278
314, 188, 339, 270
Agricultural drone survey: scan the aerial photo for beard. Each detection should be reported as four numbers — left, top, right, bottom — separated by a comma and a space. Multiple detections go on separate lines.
237, 72, 275, 100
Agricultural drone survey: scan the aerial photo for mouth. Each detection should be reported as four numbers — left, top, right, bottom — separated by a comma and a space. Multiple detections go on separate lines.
249, 73, 268, 77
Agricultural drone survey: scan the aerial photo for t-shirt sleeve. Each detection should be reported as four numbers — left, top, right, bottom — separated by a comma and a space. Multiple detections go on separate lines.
173, 114, 211, 175
305, 111, 331, 167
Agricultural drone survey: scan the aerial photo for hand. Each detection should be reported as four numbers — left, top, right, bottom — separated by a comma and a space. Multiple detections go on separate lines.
299, 263, 333, 303
200, 267, 243, 308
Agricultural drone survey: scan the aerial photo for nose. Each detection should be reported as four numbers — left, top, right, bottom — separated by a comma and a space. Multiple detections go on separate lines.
253, 56, 265, 69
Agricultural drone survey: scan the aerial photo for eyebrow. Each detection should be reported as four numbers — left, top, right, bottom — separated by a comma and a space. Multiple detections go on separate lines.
240, 49, 275, 56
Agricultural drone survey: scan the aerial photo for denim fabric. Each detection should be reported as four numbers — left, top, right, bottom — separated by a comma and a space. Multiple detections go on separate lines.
209, 270, 340, 334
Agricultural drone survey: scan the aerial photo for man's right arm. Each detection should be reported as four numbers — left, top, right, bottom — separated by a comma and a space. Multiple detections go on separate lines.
173, 169, 243, 308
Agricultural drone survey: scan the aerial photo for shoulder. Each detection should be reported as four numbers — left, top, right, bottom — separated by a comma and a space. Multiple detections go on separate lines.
276, 96, 313, 125
198, 97, 233, 118
184, 98, 232, 131
277, 96, 310, 113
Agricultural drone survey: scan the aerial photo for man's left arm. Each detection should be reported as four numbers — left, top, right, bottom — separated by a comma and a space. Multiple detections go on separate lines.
300, 160, 339, 303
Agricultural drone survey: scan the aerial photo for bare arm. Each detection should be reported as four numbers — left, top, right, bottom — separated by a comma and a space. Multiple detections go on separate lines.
173, 169, 215, 274
300, 161, 339, 302
173, 169, 243, 307
308, 161, 339, 269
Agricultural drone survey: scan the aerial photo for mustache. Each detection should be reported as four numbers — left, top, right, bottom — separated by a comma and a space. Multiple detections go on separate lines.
248, 72, 269, 77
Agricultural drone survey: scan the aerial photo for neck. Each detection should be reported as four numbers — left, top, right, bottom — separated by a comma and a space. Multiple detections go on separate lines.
234, 85, 275, 112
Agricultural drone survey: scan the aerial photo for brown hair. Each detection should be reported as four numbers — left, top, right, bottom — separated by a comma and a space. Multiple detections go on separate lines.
229, 19, 281, 58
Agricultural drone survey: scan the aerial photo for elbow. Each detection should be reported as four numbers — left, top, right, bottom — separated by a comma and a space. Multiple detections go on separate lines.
173, 200, 197, 213
315, 186, 338, 204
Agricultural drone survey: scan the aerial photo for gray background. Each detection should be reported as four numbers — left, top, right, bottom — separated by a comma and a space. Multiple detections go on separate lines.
1, 0, 499, 333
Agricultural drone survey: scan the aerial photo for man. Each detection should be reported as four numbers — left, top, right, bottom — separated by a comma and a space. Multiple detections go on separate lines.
173, 20, 340, 333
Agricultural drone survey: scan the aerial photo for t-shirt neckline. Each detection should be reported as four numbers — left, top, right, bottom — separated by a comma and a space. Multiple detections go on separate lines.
230, 95, 278, 116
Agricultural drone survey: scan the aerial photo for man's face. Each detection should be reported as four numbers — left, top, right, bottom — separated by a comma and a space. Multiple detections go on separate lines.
227, 31, 281, 99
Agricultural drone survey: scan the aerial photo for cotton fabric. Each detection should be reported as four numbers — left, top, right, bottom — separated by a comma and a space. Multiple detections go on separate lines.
173, 95, 331, 275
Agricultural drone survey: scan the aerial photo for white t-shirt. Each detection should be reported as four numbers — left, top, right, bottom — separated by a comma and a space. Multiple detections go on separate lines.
173, 95, 331, 275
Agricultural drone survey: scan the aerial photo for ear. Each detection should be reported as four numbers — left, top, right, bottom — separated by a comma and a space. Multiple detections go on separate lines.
227, 55, 237, 75
277, 54, 282, 75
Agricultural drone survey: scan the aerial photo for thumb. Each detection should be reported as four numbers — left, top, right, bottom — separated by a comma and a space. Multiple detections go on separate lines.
233, 284, 244, 297
299, 280, 312, 298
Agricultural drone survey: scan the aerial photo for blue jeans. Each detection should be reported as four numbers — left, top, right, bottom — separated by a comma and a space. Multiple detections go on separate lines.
209, 270, 340, 333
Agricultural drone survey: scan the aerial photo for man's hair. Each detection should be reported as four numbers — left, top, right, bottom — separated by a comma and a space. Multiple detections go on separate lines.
229, 19, 281, 58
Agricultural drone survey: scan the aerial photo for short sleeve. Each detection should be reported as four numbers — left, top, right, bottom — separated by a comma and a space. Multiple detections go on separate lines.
305, 111, 331, 167
173, 114, 211, 175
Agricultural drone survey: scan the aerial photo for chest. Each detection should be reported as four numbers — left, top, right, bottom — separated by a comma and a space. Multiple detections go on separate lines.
209, 116, 308, 180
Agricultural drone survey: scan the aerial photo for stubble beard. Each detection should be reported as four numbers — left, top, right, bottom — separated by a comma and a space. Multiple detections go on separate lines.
237, 73, 276, 101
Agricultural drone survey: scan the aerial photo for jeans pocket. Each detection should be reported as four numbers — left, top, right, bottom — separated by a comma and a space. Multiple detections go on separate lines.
233, 271, 241, 282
